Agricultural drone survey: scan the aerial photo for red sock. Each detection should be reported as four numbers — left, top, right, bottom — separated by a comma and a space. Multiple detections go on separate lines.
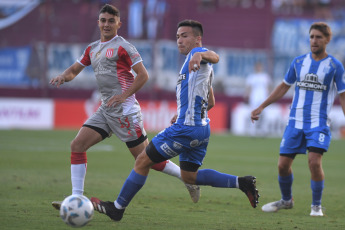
151, 160, 168, 171
71, 152, 87, 164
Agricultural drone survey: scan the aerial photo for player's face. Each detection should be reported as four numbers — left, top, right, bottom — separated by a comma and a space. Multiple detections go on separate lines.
98, 13, 122, 42
176, 26, 201, 55
309, 29, 329, 56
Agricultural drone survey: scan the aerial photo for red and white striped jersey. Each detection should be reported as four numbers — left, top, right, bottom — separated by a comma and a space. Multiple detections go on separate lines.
78, 35, 142, 116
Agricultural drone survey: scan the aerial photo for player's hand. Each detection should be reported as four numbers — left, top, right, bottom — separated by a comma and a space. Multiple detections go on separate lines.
189, 52, 202, 72
107, 94, 127, 107
251, 107, 262, 123
170, 114, 178, 125
49, 75, 65, 88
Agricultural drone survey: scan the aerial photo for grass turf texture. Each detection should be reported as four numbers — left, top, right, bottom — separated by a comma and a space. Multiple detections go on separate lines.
0, 130, 344, 230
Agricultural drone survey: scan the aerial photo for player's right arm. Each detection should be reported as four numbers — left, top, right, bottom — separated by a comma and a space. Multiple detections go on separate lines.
251, 81, 290, 122
189, 50, 219, 72
50, 62, 85, 88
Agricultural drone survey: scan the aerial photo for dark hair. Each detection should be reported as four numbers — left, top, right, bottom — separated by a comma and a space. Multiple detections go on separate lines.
309, 22, 332, 40
99, 4, 120, 17
177, 19, 203, 37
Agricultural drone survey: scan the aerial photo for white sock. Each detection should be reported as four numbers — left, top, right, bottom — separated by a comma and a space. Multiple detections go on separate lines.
71, 163, 87, 195
162, 160, 181, 179
114, 200, 124, 209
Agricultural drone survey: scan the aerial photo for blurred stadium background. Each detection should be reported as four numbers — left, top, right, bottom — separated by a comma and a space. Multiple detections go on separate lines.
1, 0, 345, 138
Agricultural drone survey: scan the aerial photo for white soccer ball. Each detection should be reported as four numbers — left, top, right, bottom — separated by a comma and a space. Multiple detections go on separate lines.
60, 195, 94, 228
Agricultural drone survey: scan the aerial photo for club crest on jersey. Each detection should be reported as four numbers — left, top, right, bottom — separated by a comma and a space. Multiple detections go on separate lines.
106, 48, 114, 58
177, 74, 186, 84
296, 73, 327, 91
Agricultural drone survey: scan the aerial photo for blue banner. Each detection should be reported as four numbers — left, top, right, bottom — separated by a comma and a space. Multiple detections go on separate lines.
0, 46, 34, 86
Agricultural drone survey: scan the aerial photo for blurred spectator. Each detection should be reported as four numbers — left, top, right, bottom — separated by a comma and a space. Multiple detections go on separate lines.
245, 61, 272, 136
128, 0, 144, 38
146, 0, 166, 40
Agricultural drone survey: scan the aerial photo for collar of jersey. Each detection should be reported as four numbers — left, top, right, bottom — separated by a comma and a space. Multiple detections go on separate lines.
100, 35, 118, 45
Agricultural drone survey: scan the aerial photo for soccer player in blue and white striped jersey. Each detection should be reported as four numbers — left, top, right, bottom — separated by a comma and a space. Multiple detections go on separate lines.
251, 22, 345, 216
91, 19, 259, 221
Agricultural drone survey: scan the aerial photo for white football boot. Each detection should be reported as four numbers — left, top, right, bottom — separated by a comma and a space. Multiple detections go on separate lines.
310, 205, 324, 216
262, 199, 294, 212
185, 184, 201, 203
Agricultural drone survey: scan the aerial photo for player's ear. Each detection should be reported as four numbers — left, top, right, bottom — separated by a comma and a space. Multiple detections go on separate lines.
196, 36, 201, 45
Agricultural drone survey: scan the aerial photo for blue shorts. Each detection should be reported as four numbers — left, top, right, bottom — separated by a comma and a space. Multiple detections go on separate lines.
151, 123, 210, 166
280, 125, 331, 155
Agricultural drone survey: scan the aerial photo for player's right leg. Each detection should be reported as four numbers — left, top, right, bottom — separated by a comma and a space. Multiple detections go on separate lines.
127, 138, 200, 203
52, 124, 108, 210
262, 154, 295, 212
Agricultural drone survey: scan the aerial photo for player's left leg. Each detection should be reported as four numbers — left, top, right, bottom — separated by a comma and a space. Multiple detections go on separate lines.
308, 149, 325, 216
92, 145, 157, 221
306, 127, 330, 216
180, 164, 259, 208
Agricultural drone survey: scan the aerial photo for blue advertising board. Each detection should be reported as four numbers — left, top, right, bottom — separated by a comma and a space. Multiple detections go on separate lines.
0, 46, 35, 87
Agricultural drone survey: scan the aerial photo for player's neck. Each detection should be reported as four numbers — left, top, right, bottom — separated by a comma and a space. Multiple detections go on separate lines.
311, 51, 328, 61
101, 34, 117, 43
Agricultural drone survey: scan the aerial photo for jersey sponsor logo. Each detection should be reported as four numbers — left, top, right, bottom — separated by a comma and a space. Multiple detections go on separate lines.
90, 52, 93, 58
160, 143, 179, 157
177, 74, 186, 85
106, 48, 114, 58
296, 74, 327, 91
95, 64, 111, 75
190, 138, 209, 148
173, 141, 183, 150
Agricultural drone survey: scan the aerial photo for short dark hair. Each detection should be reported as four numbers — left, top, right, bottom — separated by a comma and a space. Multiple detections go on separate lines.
99, 4, 120, 17
309, 22, 332, 40
177, 19, 203, 37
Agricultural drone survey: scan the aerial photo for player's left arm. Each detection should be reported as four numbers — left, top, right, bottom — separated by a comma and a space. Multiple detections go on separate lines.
207, 87, 215, 111
339, 92, 345, 116
106, 61, 149, 107
189, 50, 219, 72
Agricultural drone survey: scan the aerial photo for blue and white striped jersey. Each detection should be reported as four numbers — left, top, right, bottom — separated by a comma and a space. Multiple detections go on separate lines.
284, 52, 345, 129
176, 47, 214, 126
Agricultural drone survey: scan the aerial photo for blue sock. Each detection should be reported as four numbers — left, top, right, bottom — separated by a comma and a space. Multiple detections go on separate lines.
116, 169, 147, 208
279, 174, 293, 201
196, 169, 237, 188
311, 180, 324, 206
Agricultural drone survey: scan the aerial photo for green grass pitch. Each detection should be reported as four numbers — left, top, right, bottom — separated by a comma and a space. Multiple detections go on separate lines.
1, 130, 345, 230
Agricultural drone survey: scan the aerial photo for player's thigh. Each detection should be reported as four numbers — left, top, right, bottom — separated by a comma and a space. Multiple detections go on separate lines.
107, 112, 147, 143
280, 126, 306, 154
71, 126, 103, 152
305, 127, 331, 152
128, 138, 149, 159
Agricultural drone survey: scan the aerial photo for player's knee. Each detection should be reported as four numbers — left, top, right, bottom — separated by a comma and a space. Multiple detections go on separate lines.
308, 158, 322, 170
278, 163, 290, 175
135, 152, 154, 170
70, 138, 87, 152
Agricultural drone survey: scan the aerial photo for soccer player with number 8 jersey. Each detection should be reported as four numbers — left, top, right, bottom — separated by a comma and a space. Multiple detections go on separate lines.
251, 22, 345, 216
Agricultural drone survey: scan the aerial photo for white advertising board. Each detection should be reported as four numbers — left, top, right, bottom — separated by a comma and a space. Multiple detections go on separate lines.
0, 98, 54, 129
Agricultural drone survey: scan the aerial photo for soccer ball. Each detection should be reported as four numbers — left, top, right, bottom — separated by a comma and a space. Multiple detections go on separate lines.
60, 195, 94, 227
